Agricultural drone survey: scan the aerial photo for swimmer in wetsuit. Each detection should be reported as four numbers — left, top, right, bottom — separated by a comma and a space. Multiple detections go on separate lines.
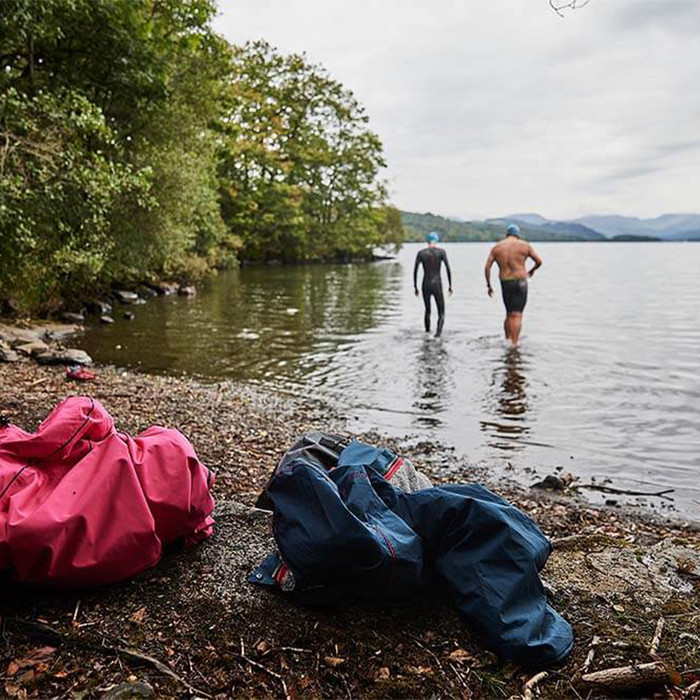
484, 223, 543, 346
414, 232, 453, 337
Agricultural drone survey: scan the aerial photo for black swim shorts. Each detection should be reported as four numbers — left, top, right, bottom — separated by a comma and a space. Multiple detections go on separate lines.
500, 278, 528, 314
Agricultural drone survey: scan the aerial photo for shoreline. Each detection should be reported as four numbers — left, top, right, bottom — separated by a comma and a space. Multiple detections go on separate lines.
1, 358, 699, 698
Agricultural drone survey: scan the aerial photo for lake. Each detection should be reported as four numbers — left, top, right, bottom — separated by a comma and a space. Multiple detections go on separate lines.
77, 242, 700, 519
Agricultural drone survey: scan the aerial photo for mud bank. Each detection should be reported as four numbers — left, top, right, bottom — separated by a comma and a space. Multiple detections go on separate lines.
1, 361, 699, 699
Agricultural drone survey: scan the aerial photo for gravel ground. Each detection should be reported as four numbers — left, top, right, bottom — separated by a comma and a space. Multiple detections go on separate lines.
1, 359, 699, 699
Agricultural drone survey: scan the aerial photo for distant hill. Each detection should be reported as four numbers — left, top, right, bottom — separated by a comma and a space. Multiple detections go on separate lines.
572, 214, 700, 241
402, 211, 700, 243
401, 211, 605, 243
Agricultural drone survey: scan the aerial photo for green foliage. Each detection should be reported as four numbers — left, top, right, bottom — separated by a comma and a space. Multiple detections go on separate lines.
0, 6, 400, 311
0, 87, 148, 305
218, 41, 400, 262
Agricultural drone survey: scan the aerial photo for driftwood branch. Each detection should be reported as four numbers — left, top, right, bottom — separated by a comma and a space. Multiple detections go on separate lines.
523, 671, 549, 700
581, 661, 668, 691
649, 617, 665, 657
581, 635, 601, 674
574, 483, 675, 500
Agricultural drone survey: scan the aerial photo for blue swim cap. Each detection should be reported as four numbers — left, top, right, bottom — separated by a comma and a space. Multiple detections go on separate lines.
427, 231, 440, 243
506, 223, 521, 237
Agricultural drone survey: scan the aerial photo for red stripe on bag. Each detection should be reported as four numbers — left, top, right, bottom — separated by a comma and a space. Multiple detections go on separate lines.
384, 457, 404, 481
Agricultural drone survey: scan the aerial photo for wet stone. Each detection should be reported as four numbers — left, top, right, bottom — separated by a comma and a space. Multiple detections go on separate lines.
35, 348, 93, 366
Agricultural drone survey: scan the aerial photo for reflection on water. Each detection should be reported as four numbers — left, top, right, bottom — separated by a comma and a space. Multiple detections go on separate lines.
77, 242, 700, 519
413, 338, 451, 428
481, 347, 532, 451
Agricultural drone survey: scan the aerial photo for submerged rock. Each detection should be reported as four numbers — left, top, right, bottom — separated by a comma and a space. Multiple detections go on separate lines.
178, 285, 196, 297
123, 312, 135, 320
114, 290, 139, 304
85, 300, 113, 316
35, 348, 93, 366
61, 311, 85, 324
100, 315, 115, 325
149, 282, 179, 296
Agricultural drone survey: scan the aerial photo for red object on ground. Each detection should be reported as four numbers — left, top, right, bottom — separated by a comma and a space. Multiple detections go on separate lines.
66, 366, 97, 382
0, 397, 215, 586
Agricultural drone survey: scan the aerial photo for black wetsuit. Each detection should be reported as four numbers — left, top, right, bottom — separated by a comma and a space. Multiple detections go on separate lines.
500, 278, 528, 314
414, 247, 452, 337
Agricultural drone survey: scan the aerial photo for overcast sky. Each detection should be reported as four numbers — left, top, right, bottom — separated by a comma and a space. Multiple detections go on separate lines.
213, 0, 700, 220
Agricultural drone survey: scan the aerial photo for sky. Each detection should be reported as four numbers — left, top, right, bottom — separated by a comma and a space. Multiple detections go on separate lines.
213, 0, 700, 221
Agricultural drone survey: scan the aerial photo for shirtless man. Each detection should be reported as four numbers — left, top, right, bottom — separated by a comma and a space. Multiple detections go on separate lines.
484, 224, 543, 346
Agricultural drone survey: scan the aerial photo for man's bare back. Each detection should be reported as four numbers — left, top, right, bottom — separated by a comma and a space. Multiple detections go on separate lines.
490, 237, 538, 280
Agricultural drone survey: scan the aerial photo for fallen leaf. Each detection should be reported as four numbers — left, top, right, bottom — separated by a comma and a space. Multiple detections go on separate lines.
6, 647, 56, 676
407, 665, 433, 676
375, 667, 391, 681
448, 648, 475, 664
256, 640, 271, 655
323, 656, 346, 668
130, 607, 147, 624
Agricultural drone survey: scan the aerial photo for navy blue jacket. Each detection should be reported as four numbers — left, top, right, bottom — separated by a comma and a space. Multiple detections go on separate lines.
251, 437, 573, 668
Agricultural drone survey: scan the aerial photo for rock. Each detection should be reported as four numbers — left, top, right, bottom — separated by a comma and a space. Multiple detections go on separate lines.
0, 347, 20, 363
532, 475, 569, 492
0, 297, 21, 316
61, 312, 85, 323
85, 300, 113, 316
135, 284, 158, 299
35, 348, 93, 366
100, 316, 115, 325
178, 285, 196, 297
114, 290, 139, 304
15, 340, 49, 356
99, 682, 155, 699
123, 312, 135, 320
149, 282, 179, 296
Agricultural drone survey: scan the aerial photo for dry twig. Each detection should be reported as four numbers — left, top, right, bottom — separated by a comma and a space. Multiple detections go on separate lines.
523, 671, 549, 700
649, 617, 665, 657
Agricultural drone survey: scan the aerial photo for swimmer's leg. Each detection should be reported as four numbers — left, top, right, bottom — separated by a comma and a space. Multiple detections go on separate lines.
422, 285, 431, 332
435, 287, 445, 338
510, 312, 523, 345
505, 312, 523, 345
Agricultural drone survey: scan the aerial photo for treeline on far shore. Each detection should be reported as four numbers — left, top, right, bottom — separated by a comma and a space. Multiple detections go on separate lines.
0, 1, 404, 314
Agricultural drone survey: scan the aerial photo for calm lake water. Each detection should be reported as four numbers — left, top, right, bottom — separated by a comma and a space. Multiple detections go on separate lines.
78, 243, 700, 519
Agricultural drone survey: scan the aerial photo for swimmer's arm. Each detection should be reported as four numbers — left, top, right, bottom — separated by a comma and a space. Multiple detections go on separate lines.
528, 245, 543, 277
413, 253, 420, 295
484, 250, 495, 297
443, 251, 453, 293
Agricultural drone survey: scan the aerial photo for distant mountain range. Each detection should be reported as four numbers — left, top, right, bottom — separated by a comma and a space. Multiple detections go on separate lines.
401, 211, 700, 242
505, 213, 700, 241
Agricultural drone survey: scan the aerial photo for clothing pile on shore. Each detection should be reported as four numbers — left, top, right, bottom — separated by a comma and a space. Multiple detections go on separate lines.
0, 397, 215, 586
251, 432, 573, 668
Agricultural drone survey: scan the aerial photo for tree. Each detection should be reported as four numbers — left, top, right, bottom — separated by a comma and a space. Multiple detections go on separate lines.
0, 0, 237, 307
217, 41, 398, 262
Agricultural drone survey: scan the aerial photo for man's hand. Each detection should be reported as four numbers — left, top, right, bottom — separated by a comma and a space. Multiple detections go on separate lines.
414, 288, 419, 297
528, 268, 536, 278
448, 287, 453, 296
487, 286, 493, 298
